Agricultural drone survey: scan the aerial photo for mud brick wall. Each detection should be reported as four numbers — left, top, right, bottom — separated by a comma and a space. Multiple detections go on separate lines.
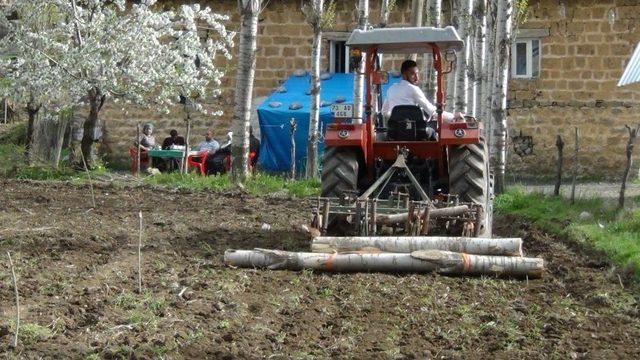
507, 0, 640, 180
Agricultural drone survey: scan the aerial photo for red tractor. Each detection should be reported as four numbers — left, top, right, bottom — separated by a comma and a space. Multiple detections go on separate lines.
316, 26, 492, 238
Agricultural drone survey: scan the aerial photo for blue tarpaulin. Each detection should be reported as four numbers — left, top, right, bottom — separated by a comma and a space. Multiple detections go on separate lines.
257, 72, 401, 173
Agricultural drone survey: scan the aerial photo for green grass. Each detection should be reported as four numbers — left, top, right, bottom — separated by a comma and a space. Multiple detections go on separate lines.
0, 141, 320, 197
496, 189, 640, 278
0, 143, 115, 181
0, 122, 27, 145
145, 172, 320, 198
5, 321, 54, 344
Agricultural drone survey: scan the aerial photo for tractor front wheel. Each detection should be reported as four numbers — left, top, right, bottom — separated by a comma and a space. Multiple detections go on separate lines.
321, 147, 360, 234
448, 138, 493, 237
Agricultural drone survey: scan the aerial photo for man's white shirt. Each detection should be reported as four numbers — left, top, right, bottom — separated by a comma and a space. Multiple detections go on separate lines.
381, 79, 454, 121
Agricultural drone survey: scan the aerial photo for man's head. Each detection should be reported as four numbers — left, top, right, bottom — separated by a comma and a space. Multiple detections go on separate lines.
205, 130, 213, 141
169, 129, 178, 138
400, 60, 419, 85
143, 123, 153, 135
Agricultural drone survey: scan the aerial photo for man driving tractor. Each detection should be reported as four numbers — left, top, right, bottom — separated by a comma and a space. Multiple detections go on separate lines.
381, 60, 464, 140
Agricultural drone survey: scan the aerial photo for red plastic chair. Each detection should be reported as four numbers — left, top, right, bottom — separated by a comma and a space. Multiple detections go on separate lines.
223, 151, 257, 173
187, 150, 210, 175
129, 146, 149, 175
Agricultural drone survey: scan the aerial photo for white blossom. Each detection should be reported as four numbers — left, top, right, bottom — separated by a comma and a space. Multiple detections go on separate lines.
0, 0, 235, 116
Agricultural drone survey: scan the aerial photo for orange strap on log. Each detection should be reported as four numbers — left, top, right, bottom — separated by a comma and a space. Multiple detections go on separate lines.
325, 252, 338, 272
461, 253, 471, 273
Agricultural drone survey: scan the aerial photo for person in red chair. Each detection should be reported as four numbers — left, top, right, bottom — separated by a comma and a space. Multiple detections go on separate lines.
249, 126, 260, 169
134, 123, 156, 172
205, 132, 231, 175
198, 130, 220, 153
188, 129, 219, 174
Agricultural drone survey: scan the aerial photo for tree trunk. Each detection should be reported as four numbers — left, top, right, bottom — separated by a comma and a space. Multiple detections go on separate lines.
424, 0, 442, 100
352, 0, 369, 124
490, 0, 512, 195
445, 0, 461, 112
409, 0, 424, 60
411, 250, 544, 278
482, 0, 497, 132
52, 110, 71, 169
454, 0, 472, 112
554, 134, 564, 196
231, 0, 262, 183
305, 0, 324, 179
311, 236, 523, 256
224, 249, 544, 277
471, 0, 486, 118
25, 103, 39, 162
619, 125, 639, 209
81, 88, 104, 169
380, 0, 390, 27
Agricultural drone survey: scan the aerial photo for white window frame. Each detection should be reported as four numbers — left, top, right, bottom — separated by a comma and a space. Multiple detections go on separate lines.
328, 40, 350, 74
511, 38, 541, 79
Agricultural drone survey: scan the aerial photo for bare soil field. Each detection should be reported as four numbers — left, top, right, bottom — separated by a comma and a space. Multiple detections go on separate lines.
0, 180, 639, 359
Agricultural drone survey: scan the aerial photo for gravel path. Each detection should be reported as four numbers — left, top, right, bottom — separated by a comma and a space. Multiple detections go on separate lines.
513, 182, 640, 206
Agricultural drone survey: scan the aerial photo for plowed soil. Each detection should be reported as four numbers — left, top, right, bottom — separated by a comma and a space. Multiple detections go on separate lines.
1, 179, 639, 359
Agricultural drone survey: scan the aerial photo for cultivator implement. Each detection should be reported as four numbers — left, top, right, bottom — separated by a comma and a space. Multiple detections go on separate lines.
311, 152, 484, 237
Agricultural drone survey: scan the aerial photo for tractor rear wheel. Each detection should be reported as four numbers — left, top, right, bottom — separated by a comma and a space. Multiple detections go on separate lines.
321, 147, 360, 234
448, 137, 493, 237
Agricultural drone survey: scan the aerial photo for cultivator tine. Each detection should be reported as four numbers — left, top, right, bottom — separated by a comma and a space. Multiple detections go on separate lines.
370, 199, 378, 236
405, 201, 414, 235
421, 206, 431, 235
473, 204, 483, 237
321, 199, 330, 233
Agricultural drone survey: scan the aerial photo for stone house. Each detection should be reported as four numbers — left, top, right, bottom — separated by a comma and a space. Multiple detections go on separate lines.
91, 1, 640, 178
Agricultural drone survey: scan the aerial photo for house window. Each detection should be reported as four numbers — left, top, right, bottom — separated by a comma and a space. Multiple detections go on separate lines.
329, 40, 353, 73
511, 39, 540, 79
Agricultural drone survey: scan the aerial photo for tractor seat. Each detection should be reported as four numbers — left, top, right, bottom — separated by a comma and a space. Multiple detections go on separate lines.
387, 105, 437, 141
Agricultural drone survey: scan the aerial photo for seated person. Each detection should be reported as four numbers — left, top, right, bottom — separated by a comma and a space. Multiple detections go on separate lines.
138, 123, 156, 151
206, 132, 231, 175
162, 129, 185, 149
381, 60, 464, 140
198, 130, 220, 154
135, 123, 156, 171
204, 129, 260, 175
159, 129, 185, 172
249, 127, 260, 167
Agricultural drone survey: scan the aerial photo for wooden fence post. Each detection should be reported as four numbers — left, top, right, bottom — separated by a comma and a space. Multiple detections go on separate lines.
290, 118, 297, 180
619, 124, 640, 209
7, 251, 19, 349
554, 134, 564, 196
570, 127, 579, 204
136, 123, 141, 177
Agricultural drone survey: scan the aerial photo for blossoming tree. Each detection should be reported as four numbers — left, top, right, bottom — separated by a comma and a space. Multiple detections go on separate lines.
0, 0, 234, 167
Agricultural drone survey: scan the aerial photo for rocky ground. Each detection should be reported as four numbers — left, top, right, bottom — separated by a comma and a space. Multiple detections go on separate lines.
0, 180, 639, 359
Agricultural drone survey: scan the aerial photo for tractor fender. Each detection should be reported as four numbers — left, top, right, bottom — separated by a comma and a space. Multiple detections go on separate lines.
324, 123, 369, 165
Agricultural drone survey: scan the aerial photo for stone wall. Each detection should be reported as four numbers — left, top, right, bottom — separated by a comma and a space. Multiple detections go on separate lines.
507, 0, 640, 180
